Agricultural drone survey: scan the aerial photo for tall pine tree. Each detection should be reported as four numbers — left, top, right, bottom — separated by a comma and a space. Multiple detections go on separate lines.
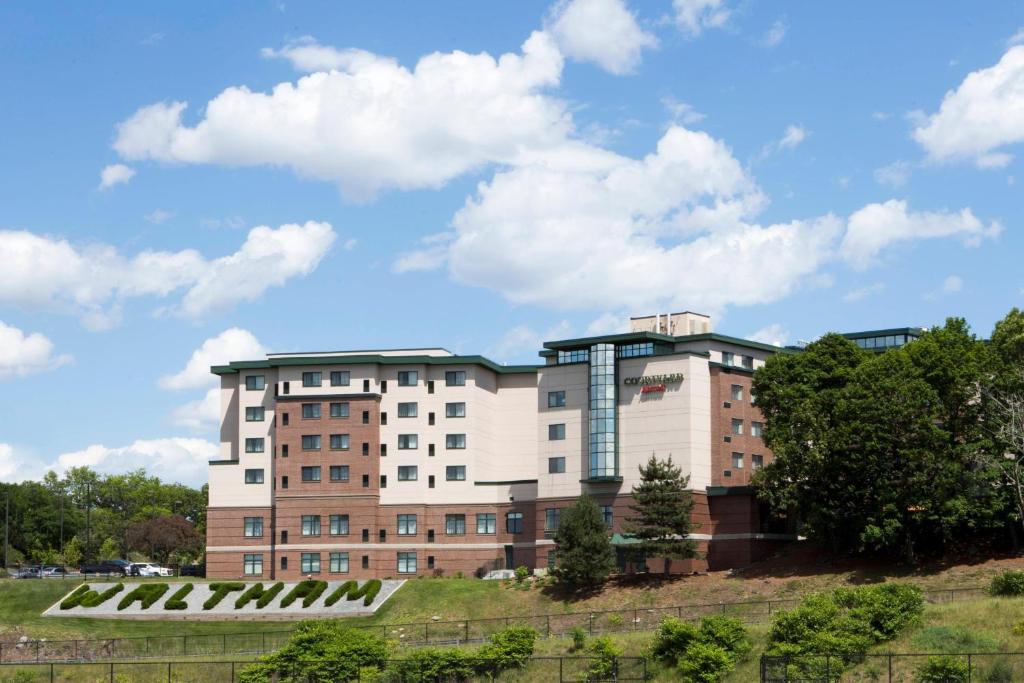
626, 456, 697, 575
552, 495, 615, 591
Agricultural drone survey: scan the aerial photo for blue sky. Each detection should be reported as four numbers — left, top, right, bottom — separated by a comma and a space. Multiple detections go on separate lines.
1, 0, 1023, 485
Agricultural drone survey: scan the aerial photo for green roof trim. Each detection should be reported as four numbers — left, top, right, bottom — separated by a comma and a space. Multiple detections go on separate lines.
840, 327, 927, 339
706, 485, 755, 497
211, 354, 541, 376
208, 459, 239, 466
610, 533, 641, 545
541, 330, 790, 354
473, 479, 538, 486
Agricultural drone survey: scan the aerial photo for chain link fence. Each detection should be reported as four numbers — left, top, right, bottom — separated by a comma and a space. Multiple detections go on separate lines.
761, 651, 1024, 682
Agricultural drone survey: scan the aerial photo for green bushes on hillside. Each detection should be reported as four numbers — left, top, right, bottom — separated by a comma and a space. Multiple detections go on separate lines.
59, 584, 91, 610
73, 583, 124, 608
234, 583, 265, 609
324, 580, 356, 607
203, 582, 245, 610
358, 579, 383, 606
238, 621, 389, 683
990, 571, 1024, 596
164, 584, 193, 610
650, 616, 750, 682
255, 582, 285, 609
278, 580, 329, 608
117, 583, 169, 610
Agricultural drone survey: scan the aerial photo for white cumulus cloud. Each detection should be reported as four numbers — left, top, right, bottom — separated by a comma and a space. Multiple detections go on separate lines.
0, 321, 72, 380
171, 388, 222, 432
942, 274, 963, 293
760, 20, 787, 48
673, 0, 730, 38
874, 160, 911, 188
747, 323, 788, 347
546, 0, 658, 75
98, 164, 136, 190
160, 328, 267, 390
52, 438, 218, 487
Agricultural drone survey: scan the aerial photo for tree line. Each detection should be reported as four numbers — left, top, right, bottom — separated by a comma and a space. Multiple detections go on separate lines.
1, 467, 206, 568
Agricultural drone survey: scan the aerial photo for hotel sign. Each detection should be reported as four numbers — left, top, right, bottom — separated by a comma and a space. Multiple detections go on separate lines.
623, 373, 683, 394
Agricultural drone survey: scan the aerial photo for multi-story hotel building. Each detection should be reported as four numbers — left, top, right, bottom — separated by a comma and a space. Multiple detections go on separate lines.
206, 312, 801, 580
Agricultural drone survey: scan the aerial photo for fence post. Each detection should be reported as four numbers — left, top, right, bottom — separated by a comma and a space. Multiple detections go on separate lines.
888, 653, 892, 682
50, 662, 54, 683
589, 613, 594, 635
967, 653, 972, 683
232, 661, 236, 682
545, 615, 549, 639
826, 654, 830, 682
167, 661, 171, 683
108, 661, 113, 683
223, 633, 227, 654
465, 620, 470, 643
425, 620, 430, 644
35, 640, 39, 663
559, 656, 563, 683
633, 608, 637, 631
768, 600, 772, 615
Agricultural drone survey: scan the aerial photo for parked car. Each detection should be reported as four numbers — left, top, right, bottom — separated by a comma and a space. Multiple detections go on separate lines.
129, 562, 172, 577
41, 566, 69, 577
15, 565, 41, 579
80, 560, 130, 576
179, 563, 205, 577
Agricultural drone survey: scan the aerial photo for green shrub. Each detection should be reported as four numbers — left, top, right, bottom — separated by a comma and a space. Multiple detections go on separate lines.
915, 655, 969, 683
59, 584, 91, 610
324, 581, 356, 607
235, 583, 265, 609
698, 616, 751, 660
389, 648, 475, 681
203, 582, 245, 610
79, 583, 124, 607
278, 580, 328, 608
990, 571, 1024, 597
584, 636, 621, 682
476, 626, 537, 673
678, 640, 734, 683
238, 621, 389, 683
347, 579, 379, 603
839, 583, 924, 640
164, 584, 193, 610
361, 579, 383, 606
117, 583, 169, 610
569, 626, 587, 652
303, 580, 329, 607
983, 660, 1014, 683
650, 617, 700, 663
514, 565, 529, 584
255, 582, 284, 609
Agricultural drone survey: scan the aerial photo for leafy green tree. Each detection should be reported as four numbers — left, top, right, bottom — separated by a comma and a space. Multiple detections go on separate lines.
98, 537, 121, 561
551, 495, 614, 591
62, 536, 83, 568
626, 456, 697, 575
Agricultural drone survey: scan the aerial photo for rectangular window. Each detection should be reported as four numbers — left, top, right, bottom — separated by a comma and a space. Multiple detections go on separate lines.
281, 475, 288, 489
751, 422, 763, 438
243, 553, 263, 576
281, 556, 287, 570
446, 465, 466, 481
731, 419, 744, 435
302, 371, 322, 387
245, 406, 265, 422
329, 465, 349, 482
722, 351, 735, 366
398, 434, 418, 450
330, 514, 349, 535
397, 371, 418, 386
329, 552, 349, 573
243, 517, 263, 538
730, 384, 743, 401
742, 355, 754, 370
380, 444, 387, 457
330, 434, 350, 450
547, 391, 566, 408
244, 438, 265, 453
445, 402, 466, 418
280, 530, 288, 544
330, 402, 350, 418
428, 556, 435, 569
362, 528, 369, 542
362, 474, 369, 488
397, 552, 417, 574
282, 381, 290, 395
446, 434, 466, 449
397, 402, 418, 418
244, 469, 264, 484
282, 413, 289, 426
301, 403, 321, 419
363, 379, 370, 392
548, 457, 566, 474
302, 435, 322, 450
445, 514, 466, 535
548, 423, 566, 440
476, 513, 496, 535
397, 465, 418, 481
544, 508, 560, 533
362, 555, 369, 569
245, 375, 265, 391
300, 552, 321, 574
397, 514, 417, 535
301, 515, 321, 536
506, 512, 523, 534
601, 505, 613, 528
445, 370, 466, 386
752, 454, 764, 470
428, 443, 435, 457
380, 412, 388, 425
428, 475, 435, 488
361, 410, 369, 424
380, 380, 387, 393
330, 370, 350, 387
282, 444, 289, 458
301, 466, 321, 482
380, 475, 387, 488
427, 380, 435, 394
732, 452, 744, 469
428, 412, 435, 425
547, 551, 556, 570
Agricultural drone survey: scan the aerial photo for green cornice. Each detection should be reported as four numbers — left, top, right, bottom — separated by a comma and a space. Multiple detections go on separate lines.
212, 354, 541, 376
840, 327, 926, 339
540, 330, 790, 355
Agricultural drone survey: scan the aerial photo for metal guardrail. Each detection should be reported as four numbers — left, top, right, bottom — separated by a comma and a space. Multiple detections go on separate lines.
761, 651, 1024, 682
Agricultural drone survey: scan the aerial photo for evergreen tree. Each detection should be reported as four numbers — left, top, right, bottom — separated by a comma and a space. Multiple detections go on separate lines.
626, 456, 697, 575
552, 495, 614, 591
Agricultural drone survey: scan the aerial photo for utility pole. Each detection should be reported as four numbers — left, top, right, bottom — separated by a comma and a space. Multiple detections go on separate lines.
59, 493, 64, 557
4, 493, 9, 572
84, 483, 91, 565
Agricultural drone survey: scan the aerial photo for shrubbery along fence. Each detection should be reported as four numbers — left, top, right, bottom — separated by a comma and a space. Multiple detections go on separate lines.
761, 651, 1024, 682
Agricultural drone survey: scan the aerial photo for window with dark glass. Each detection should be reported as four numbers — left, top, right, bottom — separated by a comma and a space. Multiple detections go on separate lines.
330, 434, 350, 450
548, 457, 566, 474
245, 407, 265, 422
302, 371, 322, 387
281, 556, 288, 570
330, 370, 350, 386
329, 465, 349, 482
330, 402, 350, 418
428, 475, 435, 488
282, 413, 289, 426
397, 552, 416, 574
445, 514, 466, 535
547, 391, 566, 408
427, 380, 435, 394
742, 355, 754, 370
330, 552, 349, 573
245, 438, 265, 453
362, 410, 369, 424
301, 466, 321, 482
282, 381, 290, 394
362, 474, 369, 488
329, 514, 349, 535
281, 444, 288, 458
445, 371, 466, 386
398, 434, 418, 449
244, 469, 264, 484
428, 443, 435, 457
363, 379, 370, 392
362, 442, 369, 456
446, 465, 466, 481
281, 475, 288, 489
301, 403, 321, 419
544, 508, 560, 533
397, 402, 418, 418
445, 402, 466, 418
446, 434, 466, 449
548, 424, 565, 440
300, 552, 320, 574
244, 517, 263, 537
301, 515, 321, 536
380, 412, 388, 425
506, 512, 523, 534
245, 375, 266, 391
601, 505, 613, 528
281, 530, 288, 544
397, 466, 417, 481
397, 371, 418, 386
477, 513, 496, 535
397, 514, 417, 535
302, 435, 321, 450
380, 380, 387, 393
362, 555, 369, 569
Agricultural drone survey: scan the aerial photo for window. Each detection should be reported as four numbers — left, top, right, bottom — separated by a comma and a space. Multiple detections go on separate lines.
445, 402, 466, 418
243, 554, 263, 576
363, 379, 370, 392
397, 552, 417, 574
428, 475, 435, 488
446, 514, 466, 535
329, 552, 349, 573
751, 422, 763, 438
506, 512, 524, 534
380, 412, 388, 425
280, 556, 288, 570
557, 349, 589, 364
731, 419, 743, 435
428, 444, 435, 457
547, 551, 557, 569
446, 434, 466, 449
548, 424, 566, 440
330, 514, 349, 535
397, 371, 418, 386
302, 435, 321, 450
245, 438, 265, 453
300, 553, 321, 574
301, 403, 321, 419
548, 457, 566, 474
330, 402, 350, 418
477, 513, 496, 535
329, 465, 349, 482
722, 351, 735, 366
245, 407, 265, 422
544, 508, 560, 533
330, 434, 350, 450
398, 402, 418, 418
362, 442, 369, 456
730, 384, 743, 402
301, 515, 321, 536
301, 466, 321, 482
302, 372, 322, 387
330, 370, 350, 387
281, 530, 288, 544
380, 380, 387, 393
446, 465, 466, 481
428, 556, 435, 569
752, 454, 765, 470
361, 410, 369, 424
380, 444, 387, 457
244, 469, 264, 484
397, 514, 417, 535
245, 375, 265, 391
732, 452, 744, 469
243, 517, 263, 538
601, 505, 613, 528
548, 391, 566, 408
282, 381, 290, 395
362, 528, 369, 542
398, 434, 418, 450
428, 412, 435, 425
427, 380, 435, 394
445, 371, 466, 386
397, 466, 418, 481
362, 474, 369, 488
427, 529, 435, 542
742, 355, 754, 370
281, 475, 288, 489
362, 555, 369, 569
282, 413, 289, 426
281, 444, 288, 458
